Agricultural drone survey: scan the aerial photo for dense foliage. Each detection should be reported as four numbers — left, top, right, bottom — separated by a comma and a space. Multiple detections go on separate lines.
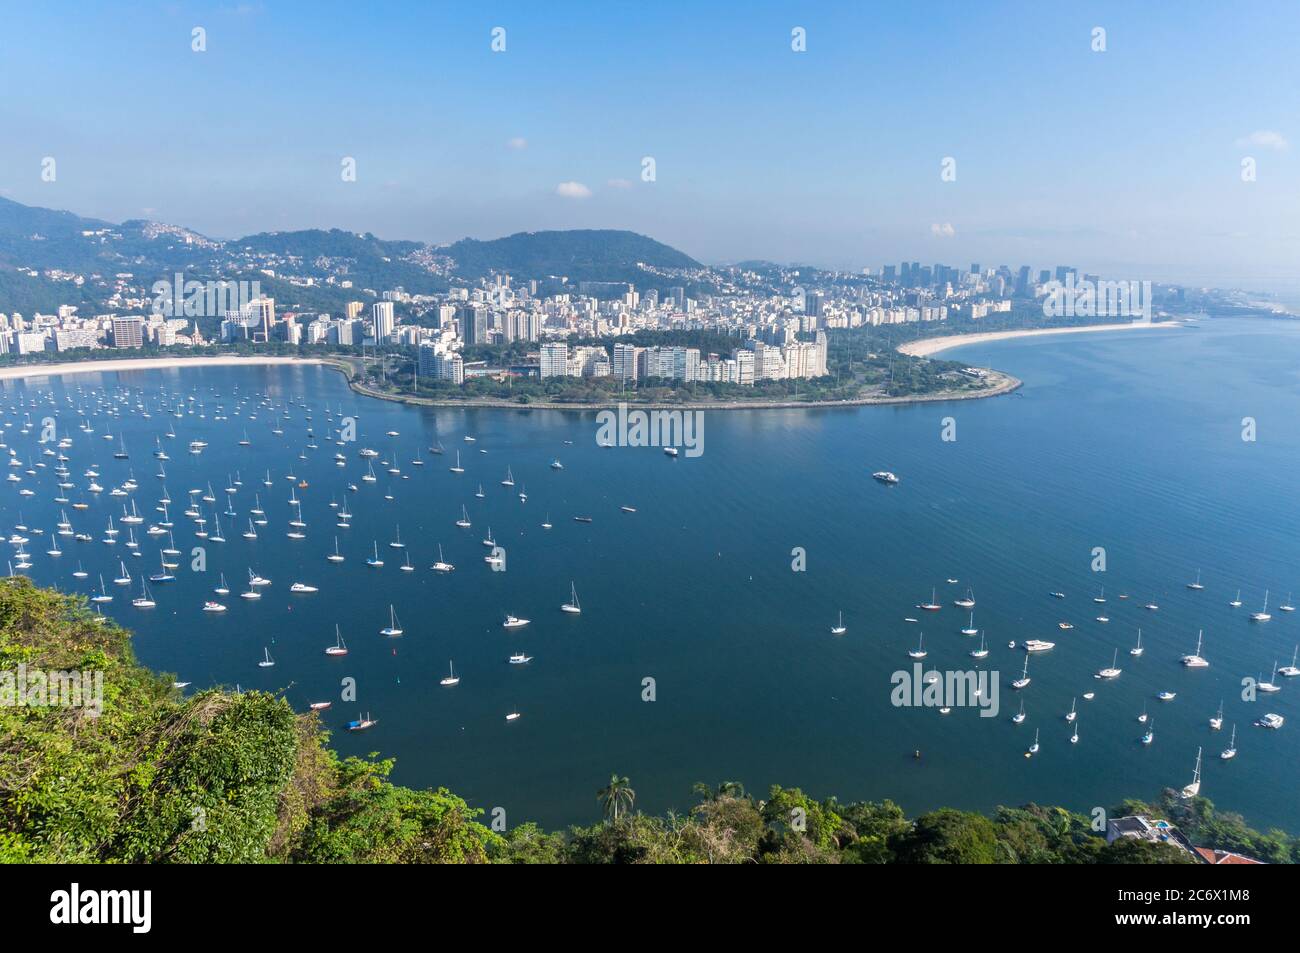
1, 578, 1292, 864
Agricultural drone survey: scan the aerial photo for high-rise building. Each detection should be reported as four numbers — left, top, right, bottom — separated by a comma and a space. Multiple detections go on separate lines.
372, 301, 395, 342
539, 342, 569, 378
458, 305, 488, 346
110, 316, 145, 348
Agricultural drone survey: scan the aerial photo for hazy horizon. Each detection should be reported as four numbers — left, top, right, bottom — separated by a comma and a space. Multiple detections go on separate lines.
3, 1, 1299, 295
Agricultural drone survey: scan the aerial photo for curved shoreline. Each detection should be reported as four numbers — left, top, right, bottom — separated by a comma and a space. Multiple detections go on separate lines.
897, 320, 1182, 358
0, 352, 1022, 411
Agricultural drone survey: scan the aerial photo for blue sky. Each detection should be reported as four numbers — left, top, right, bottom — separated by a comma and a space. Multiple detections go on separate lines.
2, 0, 1298, 290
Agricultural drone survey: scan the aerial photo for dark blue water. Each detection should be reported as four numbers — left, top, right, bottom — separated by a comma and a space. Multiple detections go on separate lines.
5, 317, 1299, 832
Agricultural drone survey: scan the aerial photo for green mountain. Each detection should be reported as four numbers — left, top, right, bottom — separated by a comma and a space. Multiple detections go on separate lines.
443, 229, 701, 282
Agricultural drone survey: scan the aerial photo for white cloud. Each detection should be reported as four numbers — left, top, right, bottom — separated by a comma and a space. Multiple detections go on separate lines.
1235, 130, 1289, 151
555, 181, 592, 199
930, 222, 956, 238
507, 137, 527, 150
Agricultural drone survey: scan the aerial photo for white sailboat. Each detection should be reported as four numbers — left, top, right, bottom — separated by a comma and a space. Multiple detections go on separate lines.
1220, 725, 1237, 760
431, 544, 455, 573
1229, 589, 1242, 608
366, 541, 384, 568
1070, 719, 1079, 745
1257, 662, 1282, 693
1250, 589, 1272, 622
1179, 747, 1203, 798
1209, 700, 1224, 730
1096, 648, 1121, 679
440, 661, 460, 686
1065, 697, 1077, 722
959, 611, 977, 636
325, 626, 348, 656
1012, 697, 1026, 724
1130, 628, 1144, 657
831, 610, 846, 636
1279, 592, 1295, 612
561, 582, 581, 614
1186, 569, 1204, 591
908, 633, 927, 659
1180, 629, 1209, 668
327, 537, 344, 562
1027, 728, 1040, 755
1280, 645, 1300, 677
258, 647, 275, 668
380, 605, 403, 637
970, 632, 988, 659
455, 505, 471, 528
1011, 654, 1030, 689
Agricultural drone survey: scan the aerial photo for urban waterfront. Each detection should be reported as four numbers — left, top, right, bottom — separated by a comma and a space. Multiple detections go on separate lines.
4, 316, 1299, 832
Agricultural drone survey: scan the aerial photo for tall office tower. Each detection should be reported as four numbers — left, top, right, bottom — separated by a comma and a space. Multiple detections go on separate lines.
670, 286, 686, 310
612, 343, 640, 382
883, 264, 897, 283
458, 305, 488, 345
539, 342, 569, 378
1054, 265, 1073, 282
1015, 266, 1031, 295
1038, 269, 1052, 284
345, 301, 364, 321
806, 291, 824, 318
244, 298, 275, 342
110, 316, 145, 348
971, 263, 981, 275
372, 301, 395, 342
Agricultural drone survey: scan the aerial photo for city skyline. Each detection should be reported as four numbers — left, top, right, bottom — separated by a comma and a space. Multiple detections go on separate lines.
2, 2, 1299, 294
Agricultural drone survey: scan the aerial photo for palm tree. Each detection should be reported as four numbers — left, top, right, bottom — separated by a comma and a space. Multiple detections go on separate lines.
597, 774, 636, 822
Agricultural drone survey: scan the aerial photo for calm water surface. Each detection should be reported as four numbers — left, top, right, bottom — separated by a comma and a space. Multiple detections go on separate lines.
6, 316, 1299, 831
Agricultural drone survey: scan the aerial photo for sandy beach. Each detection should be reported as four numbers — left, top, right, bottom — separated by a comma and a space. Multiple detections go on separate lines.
0, 355, 329, 383
897, 320, 1182, 358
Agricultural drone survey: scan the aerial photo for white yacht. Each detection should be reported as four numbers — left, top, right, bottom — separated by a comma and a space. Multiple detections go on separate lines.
1278, 592, 1295, 612
431, 544, 455, 573
1012, 698, 1026, 724
380, 605, 403, 637
1220, 725, 1237, 761
503, 614, 530, 629
1011, 654, 1030, 689
969, 632, 988, 659
1257, 663, 1282, 693
1130, 629, 1144, 657
1027, 728, 1040, 755
327, 537, 344, 562
1180, 630, 1209, 668
561, 582, 582, 614
1280, 646, 1300, 677
1179, 747, 1203, 798
290, 582, 318, 593
258, 648, 275, 668
1024, 639, 1055, 652
508, 652, 533, 665
831, 611, 846, 636
1210, 701, 1224, 731
1255, 713, 1284, 729
871, 471, 899, 484
907, 633, 927, 659
1229, 589, 1242, 608
439, 661, 460, 686
1065, 697, 1077, 722
325, 626, 348, 656
1250, 590, 1271, 622
1186, 569, 1204, 591
959, 612, 977, 636
1096, 649, 1122, 679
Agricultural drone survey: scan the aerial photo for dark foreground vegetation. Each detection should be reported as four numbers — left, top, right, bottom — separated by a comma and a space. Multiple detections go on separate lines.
1, 578, 1291, 863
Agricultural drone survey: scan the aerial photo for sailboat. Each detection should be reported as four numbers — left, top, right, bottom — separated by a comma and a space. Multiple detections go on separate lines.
969, 632, 989, 659
1220, 725, 1237, 760
347, 712, 377, 731
1070, 719, 1079, 745
1279, 592, 1295, 612
960, 611, 977, 636
401, 551, 414, 572
258, 647, 275, 668
1141, 718, 1155, 745
1186, 569, 1204, 590
1176, 627, 1209, 667
132, 581, 155, 608
1027, 728, 1040, 755
908, 633, 927, 659
1257, 662, 1282, 693
366, 542, 384, 568
431, 544, 455, 573
380, 605, 403, 637
1096, 648, 1121, 679
953, 588, 975, 609
1180, 747, 1203, 798
561, 582, 581, 614
440, 661, 460, 687
1209, 700, 1224, 730
501, 466, 514, 487
1250, 589, 1272, 622
475, 484, 485, 499
1130, 628, 1144, 657
1229, 589, 1242, 608
455, 506, 471, 529
1012, 654, 1030, 689
1012, 698, 1026, 724
541, 513, 552, 530
1138, 704, 1149, 724
1280, 646, 1300, 677
91, 575, 113, 603
918, 587, 941, 611
830, 611, 846, 636
1065, 697, 1077, 722
1093, 587, 1106, 604
325, 626, 349, 656
449, 452, 464, 474
389, 525, 405, 549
